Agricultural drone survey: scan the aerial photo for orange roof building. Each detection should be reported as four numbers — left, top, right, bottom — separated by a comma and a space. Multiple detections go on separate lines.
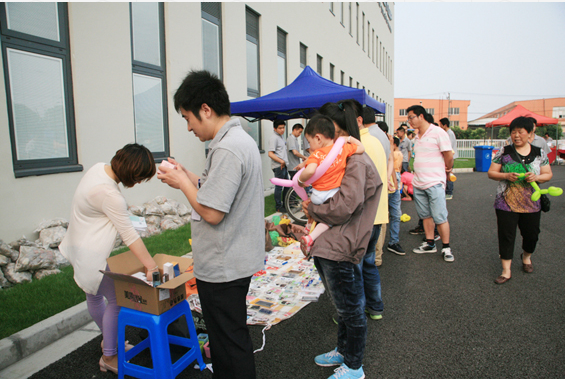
394, 98, 471, 130
480, 98, 565, 130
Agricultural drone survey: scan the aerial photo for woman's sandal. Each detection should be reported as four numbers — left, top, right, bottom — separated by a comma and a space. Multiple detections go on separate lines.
494, 275, 511, 285
99, 356, 118, 374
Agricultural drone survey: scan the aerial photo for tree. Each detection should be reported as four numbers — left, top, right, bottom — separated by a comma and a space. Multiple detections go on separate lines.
497, 127, 510, 140
537, 124, 563, 140
470, 128, 486, 140
452, 126, 470, 139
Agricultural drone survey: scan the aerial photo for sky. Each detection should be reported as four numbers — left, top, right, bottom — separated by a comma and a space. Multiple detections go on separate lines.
394, 2, 565, 121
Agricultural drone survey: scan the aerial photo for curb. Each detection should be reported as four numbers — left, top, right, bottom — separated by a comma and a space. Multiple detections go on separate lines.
453, 168, 474, 173
0, 301, 92, 371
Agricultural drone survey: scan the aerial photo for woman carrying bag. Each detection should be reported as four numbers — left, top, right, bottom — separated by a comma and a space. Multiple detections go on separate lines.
487, 116, 553, 284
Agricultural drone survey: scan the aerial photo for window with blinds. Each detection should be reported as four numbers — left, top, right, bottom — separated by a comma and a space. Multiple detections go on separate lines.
277, 28, 287, 90
1, 2, 81, 177
202, 2, 222, 80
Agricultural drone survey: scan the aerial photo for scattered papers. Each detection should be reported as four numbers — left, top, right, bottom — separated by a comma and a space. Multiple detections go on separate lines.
129, 215, 147, 232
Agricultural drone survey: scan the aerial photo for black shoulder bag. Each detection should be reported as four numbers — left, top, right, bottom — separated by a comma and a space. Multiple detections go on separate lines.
509, 145, 550, 212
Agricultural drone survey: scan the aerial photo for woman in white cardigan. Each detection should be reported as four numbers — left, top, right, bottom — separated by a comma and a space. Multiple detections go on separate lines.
60, 143, 158, 374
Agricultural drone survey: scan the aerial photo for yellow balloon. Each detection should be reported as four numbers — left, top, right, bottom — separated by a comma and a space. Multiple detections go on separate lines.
400, 214, 411, 222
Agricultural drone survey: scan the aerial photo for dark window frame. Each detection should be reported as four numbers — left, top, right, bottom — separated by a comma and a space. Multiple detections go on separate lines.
129, 2, 169, 162
245, 6, 262, 150
1, 3, 82, 178
202, 2, 223, 81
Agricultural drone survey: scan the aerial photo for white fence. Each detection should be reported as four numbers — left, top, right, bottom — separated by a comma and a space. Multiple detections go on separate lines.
456, 139, 565, 159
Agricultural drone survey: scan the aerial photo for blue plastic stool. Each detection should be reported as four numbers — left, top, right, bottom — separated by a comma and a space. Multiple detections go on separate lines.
117, 300, 205, 378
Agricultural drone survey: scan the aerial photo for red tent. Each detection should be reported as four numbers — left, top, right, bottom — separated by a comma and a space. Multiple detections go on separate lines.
485, 104, 559, 127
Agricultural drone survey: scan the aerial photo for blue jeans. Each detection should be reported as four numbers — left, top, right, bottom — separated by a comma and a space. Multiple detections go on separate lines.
314, 257, 366, 370
446, 180, 454, 195
388, 186, 402, 245
362, 225, 384, 313
272, 167, 289, 210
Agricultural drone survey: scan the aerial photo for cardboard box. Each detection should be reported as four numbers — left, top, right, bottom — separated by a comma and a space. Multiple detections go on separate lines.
100, 251, 194, 315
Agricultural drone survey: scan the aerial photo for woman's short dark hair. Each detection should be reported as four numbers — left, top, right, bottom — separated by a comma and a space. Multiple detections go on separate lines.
304, 114, 335, 140
509, 116, 534, 134
393, 136, 400, 147
111, 143, 156, 188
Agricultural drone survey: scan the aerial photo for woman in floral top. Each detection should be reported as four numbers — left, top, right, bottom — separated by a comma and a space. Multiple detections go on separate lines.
487, 116, 553, 284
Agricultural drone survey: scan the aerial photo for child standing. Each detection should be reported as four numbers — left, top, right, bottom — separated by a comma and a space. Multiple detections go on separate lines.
298, 114, 365, 255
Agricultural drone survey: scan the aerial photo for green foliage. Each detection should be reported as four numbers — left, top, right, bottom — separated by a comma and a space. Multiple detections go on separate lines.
497, 127, 510, 140
536, 124, 562, 139
469, 128, 486, 140
452, 126, 470, 140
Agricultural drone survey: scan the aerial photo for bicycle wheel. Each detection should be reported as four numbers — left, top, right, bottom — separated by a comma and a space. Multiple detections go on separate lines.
284, 188, 308, 225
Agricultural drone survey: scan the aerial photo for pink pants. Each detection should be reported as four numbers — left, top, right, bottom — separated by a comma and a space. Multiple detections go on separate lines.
86, 270, 120, 356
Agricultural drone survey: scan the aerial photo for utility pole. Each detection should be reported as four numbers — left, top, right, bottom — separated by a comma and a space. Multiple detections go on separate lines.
447, 92, 451, 121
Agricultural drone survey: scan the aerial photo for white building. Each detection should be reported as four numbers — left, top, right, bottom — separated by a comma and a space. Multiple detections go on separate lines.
0, 2, 394, 241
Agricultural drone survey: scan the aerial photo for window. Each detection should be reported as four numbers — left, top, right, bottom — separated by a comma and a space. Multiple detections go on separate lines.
449, 107, 460, 115
202, 3, 222, 80
362, 12, 365, 51
330, 63, 335, 82
349, 76, 353, 87
376, 36, 379, 69
299, 43, 307, 68
425, 108, 435, 115
349, 3, 352, 36
277, 28, 287, 90
1, 3, 81, 177
340, 70, 345, 85
130, 2, 168, 160
329, 2, 334, 14
340, 2, 344, 26
367, 21, 370, 57
316, 55, 323, 75
356, 81, 359, 89
246, 7, 261, 147
399, 109, 407, 116
372, 29, 375, 62
452, 121, 460, 127
356, 3, 359, 44
552, 107, 565, 119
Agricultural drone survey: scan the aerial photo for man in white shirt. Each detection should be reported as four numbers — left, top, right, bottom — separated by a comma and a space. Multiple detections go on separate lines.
287, 123, 307, 180
268, 120, 289, 213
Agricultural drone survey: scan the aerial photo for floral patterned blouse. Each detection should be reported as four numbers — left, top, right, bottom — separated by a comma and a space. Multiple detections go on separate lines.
492, 144, 548, 213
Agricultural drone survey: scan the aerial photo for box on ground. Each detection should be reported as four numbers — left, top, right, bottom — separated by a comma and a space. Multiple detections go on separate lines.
101, 251, 193, 315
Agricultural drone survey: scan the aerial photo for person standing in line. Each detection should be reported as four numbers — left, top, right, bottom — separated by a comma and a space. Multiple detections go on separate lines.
439, 118, 458, 200
397, 125, 412, 173
387, 136, 405, 255
159, 70, 264, 379
365, 110, 396, 266
287, 123, 307, 180
407, 105, 455, 263
268, 119, 290, 213
305, 100, 382, 379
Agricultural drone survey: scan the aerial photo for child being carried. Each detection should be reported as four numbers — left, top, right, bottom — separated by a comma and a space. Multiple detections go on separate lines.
297, 114, 365, 256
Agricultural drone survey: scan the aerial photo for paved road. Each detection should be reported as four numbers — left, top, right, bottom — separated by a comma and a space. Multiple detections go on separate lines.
30, 167, 565, 379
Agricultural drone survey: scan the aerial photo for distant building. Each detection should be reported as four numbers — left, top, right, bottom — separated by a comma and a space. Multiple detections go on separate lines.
479, 97, 565, 132
394, 98, 471, 130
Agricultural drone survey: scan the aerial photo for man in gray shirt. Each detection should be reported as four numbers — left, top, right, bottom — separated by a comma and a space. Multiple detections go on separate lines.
439, 118, 458, 200
397, 125, 412, 173
287, 123, 306, 180
159, 70, 264, 379
268, 120, 289, 212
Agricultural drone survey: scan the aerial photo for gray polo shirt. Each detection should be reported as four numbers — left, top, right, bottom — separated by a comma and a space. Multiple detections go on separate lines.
398, 136, 412, 162
193, 118, 265, 283
269, 130, 289, 169
447, 128, 458, 159
368, 123, 391, 161
287, 134, 301, 170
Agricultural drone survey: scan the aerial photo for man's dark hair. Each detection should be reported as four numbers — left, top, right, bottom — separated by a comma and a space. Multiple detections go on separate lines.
174, 70, 230, 120
393, 136, 400, 147
424, 113, 435, 124
527, 117, 538, 127
304, 114, 335, 140
111, 143, 156, 188
407, 131, 415, 137
273, 120, 286, 129
406, 105, 427, 117
396, 126, 405, 134
318, 100, 361, 140
400, 123, 408, 129
362, 107, 376, 125
545, 132, 550, 137
377, 121, 389, 134
292, 123, 304, 131
509, 116, 534, 133
439, 118, 450, 127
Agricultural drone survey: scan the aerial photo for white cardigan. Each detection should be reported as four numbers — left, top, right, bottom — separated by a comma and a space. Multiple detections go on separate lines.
59, 163, 140, 294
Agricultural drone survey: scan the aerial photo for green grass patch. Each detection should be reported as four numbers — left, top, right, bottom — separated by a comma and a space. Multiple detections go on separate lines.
410, 157, 475, 171
0, 195, 278, 340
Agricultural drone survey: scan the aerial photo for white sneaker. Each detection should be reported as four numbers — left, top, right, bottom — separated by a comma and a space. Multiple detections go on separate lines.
442, 247, 454, 262
413, 242, 437, 254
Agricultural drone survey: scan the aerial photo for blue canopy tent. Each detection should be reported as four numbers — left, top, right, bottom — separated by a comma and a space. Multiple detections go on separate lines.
231, 66, 386, 122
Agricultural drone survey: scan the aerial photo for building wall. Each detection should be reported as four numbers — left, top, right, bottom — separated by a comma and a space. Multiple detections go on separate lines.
0, 2, 394, 242
481, 98, 565, 132
394, 98, 471, 130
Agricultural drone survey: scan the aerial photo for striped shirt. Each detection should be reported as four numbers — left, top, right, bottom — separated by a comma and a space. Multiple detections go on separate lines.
413, 124, 452, 190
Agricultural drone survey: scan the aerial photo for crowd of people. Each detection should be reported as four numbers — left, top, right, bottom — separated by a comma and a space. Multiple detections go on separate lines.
58, 69, 557, 379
